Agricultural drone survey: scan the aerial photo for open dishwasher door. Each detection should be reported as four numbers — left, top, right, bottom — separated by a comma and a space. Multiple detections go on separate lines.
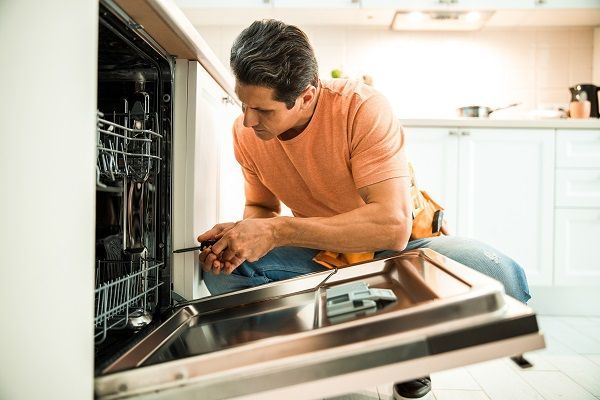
94, 249, 544, 400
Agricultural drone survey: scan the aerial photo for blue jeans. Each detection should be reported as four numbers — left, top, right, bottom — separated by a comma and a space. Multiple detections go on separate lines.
203, 236, 531, 303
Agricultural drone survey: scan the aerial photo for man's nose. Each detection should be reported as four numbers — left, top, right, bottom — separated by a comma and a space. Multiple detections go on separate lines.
243, 108, 259, 128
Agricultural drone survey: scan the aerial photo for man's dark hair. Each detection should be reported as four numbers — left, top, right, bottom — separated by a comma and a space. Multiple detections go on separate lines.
230, 19, 319, 109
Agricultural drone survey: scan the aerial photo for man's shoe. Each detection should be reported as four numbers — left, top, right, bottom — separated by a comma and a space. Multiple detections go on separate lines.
392, 376, 432, 399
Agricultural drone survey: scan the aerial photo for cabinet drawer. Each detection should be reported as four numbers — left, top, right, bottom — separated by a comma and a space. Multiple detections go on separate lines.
556, 169, 600, 207
556, 130, 600, 168
555, 209, 600, 286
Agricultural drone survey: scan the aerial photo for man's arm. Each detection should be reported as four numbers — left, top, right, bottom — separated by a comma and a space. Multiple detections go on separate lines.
243, 180, 281, 219
274, 176, 412, 252
209, 176, 412, 274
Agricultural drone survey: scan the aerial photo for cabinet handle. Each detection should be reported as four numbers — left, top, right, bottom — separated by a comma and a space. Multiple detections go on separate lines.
461, 130, 470, 136
449, 130, 458, 136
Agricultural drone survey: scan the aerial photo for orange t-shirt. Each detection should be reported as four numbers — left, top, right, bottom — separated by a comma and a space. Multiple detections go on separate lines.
233, 79, 409, 219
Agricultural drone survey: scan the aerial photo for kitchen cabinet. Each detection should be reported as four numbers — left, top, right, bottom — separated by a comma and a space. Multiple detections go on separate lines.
274, 0, 360, 7
218, 97, 245, 223
555, 209, 600, 285
176, 0, 272, 7
404, 127, 555, 286
173, 60, 242, 300
404, 122, 600, 315
404, 128, 459, 231
360, 0, 599, 8
457, 128, 555, 286
1, 1, 97, 399
176, 0, 360, 7
554, 129, 600, 287
532, 0, 600, 8
556, 130, 600, 168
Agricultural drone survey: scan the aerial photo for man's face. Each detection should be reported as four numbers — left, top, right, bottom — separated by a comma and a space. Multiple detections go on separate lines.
235, 82, 303, 141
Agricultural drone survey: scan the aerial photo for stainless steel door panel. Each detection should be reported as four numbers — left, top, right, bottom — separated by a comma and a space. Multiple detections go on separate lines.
98, 312, 542, 400
95, 249, 544, 399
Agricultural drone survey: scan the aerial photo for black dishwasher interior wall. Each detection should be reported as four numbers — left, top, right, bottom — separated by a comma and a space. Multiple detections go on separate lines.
95, 1, 173, 371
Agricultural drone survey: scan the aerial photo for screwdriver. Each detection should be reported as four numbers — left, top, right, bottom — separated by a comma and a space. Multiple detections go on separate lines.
173, 239, 218, 254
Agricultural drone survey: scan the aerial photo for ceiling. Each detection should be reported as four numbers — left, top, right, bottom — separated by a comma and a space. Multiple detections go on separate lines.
178, 7, 600, 28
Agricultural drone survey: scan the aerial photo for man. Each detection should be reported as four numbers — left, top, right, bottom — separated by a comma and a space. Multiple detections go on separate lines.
197, 19, 530, 400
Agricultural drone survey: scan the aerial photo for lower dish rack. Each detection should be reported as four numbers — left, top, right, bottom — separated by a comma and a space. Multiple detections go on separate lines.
94, 259, 163, 344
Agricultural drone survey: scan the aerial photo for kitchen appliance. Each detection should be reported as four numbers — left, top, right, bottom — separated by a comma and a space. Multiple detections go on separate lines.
94, 0, 173, 358
93, 1, 544, 398
570, 84, 599, 118
457, 103, 520, 118
95, 248, 544, 399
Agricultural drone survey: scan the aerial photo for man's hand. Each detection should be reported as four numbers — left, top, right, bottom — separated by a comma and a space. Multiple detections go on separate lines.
197, 222, 238, 275
197, 219, 278, 275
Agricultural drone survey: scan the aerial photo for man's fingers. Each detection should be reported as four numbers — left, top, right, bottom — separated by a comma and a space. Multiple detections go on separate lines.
199, 248, 209, 263
221, 248, 239, 262
197, 222, 237, 243
203, 252, 217, 272
212, 259, 222, 275
210, 237, 228, 256
197, 228, 219, 243
223, 256, 245, 275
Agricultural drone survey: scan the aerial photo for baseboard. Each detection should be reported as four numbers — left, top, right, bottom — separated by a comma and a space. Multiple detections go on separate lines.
528, 286, 600, 316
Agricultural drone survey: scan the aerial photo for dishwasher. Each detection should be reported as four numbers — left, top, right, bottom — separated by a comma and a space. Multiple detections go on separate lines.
93, 1, 545, 399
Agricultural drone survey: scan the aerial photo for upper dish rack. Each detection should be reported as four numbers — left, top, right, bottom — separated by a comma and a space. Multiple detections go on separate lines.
96, 109, 162, 183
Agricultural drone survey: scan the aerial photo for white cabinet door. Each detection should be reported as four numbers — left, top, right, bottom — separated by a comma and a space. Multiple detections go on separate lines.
457, 129, 555, 286
173, 60, 232, 300
403, 127, 459, 231
218, 98, 245, 223
555, 209, 600, 285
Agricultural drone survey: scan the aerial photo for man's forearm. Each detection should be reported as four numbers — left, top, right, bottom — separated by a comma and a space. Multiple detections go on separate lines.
273, 203, 411, 253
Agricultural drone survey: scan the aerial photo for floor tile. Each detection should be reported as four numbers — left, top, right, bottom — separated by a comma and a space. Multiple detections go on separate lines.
519, 370, 596, 400
531, 334, 600, 397
431, 367, 480, 390
434, 390, 490, 400
538, 317, 600, 354
585, 354, 600, 367
466, 359, 544, 400
324, 388, 380, 400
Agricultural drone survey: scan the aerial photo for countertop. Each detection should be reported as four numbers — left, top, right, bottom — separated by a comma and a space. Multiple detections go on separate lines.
398, 118, 600, 129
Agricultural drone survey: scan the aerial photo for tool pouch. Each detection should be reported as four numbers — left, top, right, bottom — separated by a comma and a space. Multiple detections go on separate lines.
409, 163, 446, 240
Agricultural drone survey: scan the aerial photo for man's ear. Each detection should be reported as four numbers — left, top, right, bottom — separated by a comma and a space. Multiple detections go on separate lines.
298, 85, 318, 110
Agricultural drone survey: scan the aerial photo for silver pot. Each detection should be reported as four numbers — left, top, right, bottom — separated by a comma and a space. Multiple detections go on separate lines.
457, 103, 520, 118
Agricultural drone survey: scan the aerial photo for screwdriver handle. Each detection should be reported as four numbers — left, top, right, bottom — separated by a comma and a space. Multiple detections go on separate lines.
173, 239, 218, 254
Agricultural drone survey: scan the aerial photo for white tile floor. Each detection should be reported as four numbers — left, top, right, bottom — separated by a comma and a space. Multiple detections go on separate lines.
325, 316, 600, 400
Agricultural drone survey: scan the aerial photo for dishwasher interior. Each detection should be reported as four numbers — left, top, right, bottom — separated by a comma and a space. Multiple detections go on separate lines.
94, 1, 174, 370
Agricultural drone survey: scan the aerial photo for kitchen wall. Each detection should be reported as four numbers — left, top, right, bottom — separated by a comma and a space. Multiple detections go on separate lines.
197, 25, 595, 118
